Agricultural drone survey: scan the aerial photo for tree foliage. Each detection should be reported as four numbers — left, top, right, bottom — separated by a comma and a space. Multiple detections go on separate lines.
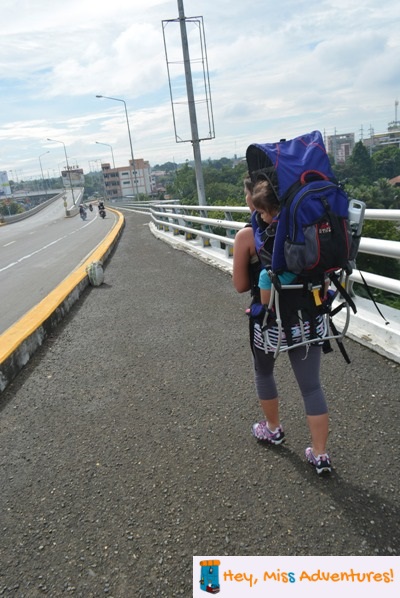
346, 141, 374, 185
345, 180, 399, 209
167, 159, 248, 206
153, 161, 178, 172
371, 145, 400, 180
166, 162, 197, 204
0, 200, 25, 216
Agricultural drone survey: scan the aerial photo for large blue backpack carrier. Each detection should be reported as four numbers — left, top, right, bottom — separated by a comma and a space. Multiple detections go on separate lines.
246, 130, 359, 277
246, 130, 366, 361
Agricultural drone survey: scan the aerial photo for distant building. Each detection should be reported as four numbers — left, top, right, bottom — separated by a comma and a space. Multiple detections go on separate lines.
150, 170, 169, 195
363, 101, 400, 154
326, 133, 355, 164
0, 171, 11, 196
101, 158, 154, 198
363, 122, 400, 154
61, 167, 85, 188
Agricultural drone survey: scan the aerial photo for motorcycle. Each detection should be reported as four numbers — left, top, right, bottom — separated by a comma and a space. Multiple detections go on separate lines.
79, 208, 87, 221
99, 208, 106, 219
88, 203, 93, 212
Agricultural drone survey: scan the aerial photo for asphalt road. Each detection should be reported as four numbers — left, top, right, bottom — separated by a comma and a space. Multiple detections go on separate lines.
0, 212, 399, 597
0, 195, 116, 334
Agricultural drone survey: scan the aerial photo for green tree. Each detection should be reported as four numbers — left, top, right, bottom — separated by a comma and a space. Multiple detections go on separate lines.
372, 179, 399, 209
0, 200, 24, 216
205, 182, 239, 204
345, 180, 399, 209
166, 162, 197, 204
153, 161, 178, 172
166, 160, 250, 205
371, 145, 400, 180
206, 157, 233, 170
346, 141, 373, 185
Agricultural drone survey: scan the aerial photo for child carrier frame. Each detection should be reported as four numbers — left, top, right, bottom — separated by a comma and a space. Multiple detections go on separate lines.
246, 131, 366, 361
263, 269, 354, 361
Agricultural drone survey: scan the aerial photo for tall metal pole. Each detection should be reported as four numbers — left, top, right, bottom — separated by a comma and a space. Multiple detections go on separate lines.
38, 151, 50, 195
177, 0, 207, 206
121, 100, 139, 197
96, 95, 139, 197
47, 138, 76, 205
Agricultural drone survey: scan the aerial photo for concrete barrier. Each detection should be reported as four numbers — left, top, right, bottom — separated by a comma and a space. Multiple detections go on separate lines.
2, 192, 66, 224
2, 188, 85, 224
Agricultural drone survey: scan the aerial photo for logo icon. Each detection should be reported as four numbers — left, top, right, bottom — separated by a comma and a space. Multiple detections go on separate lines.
318, 220, 332, 234
199, 560, 221, 593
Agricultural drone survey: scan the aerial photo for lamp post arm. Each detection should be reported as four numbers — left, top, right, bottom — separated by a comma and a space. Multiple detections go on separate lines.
95, 142, 116, 169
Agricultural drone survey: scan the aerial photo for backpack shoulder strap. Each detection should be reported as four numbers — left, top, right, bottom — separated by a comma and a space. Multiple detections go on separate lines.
329, 272, 357, 314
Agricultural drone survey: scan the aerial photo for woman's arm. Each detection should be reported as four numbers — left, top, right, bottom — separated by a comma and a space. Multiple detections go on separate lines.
232, 227, 254, 293
259, 270, 297, 305
259, 269, 272, 305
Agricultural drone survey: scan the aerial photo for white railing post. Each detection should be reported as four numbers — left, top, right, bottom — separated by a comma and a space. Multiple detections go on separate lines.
200, 208, 212, 247
224, 210, 236, 258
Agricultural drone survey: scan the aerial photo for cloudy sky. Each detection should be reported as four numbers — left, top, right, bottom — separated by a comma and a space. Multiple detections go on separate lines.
1, 0, 399, 181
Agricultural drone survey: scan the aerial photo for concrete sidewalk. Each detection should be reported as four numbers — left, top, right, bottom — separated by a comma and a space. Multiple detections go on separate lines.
0, 212, 399, 597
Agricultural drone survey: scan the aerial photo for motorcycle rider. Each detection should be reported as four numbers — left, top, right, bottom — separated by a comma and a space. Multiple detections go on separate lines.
98, 199, 106, 219
79, 204, 87, 220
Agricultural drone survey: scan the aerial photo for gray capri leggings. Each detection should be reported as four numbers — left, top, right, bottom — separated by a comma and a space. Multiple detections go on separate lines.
253, 344, 328, 416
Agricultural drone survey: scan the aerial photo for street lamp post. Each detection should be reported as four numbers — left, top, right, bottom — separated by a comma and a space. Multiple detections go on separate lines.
95, 141, 116, 169
47, 138, 76, 205
8, 170, 14, 194
95, 95, 139, 197
38, 151, 50, 194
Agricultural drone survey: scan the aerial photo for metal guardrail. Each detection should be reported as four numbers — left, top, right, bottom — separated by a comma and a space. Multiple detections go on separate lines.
113, 199, 400, 297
